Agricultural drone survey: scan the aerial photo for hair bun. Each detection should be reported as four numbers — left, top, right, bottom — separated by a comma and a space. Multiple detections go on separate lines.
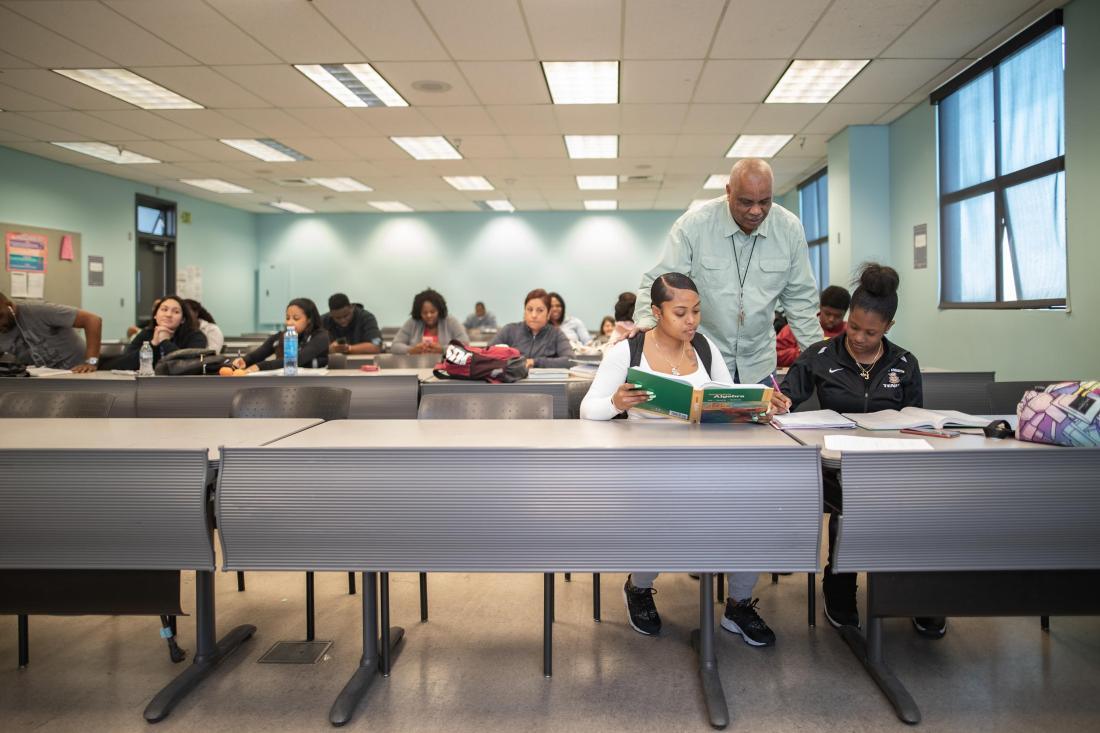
857, 263, 899, 298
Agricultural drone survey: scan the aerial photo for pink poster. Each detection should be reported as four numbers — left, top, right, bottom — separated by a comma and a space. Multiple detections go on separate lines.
60, 235, 74, 261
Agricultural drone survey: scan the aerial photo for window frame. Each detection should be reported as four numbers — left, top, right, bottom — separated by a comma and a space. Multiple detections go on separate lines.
797, 166, 829, 291
931, 10, 1065, 310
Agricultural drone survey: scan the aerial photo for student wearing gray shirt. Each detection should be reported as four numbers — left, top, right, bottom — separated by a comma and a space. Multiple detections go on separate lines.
634, 159, 822, 384
489, 288, 573, 368
0, 292, 103, 372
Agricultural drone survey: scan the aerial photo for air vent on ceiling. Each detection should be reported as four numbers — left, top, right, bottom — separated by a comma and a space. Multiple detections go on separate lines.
271, 178, 317, 187
619, 174, 663, 187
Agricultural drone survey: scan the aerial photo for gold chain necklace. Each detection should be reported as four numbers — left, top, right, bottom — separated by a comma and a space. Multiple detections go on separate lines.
652, 333, 689, 376
845, 339, 883, 381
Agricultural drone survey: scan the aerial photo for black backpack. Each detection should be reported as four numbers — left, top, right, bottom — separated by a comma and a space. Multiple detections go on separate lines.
613, 332, 713, 419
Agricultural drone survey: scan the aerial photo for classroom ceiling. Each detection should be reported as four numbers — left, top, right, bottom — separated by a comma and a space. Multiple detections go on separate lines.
0, 0, 1065, 214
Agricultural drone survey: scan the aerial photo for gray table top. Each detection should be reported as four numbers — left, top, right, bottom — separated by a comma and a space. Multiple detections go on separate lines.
268, 418, 803, 450
1, 417, 321, 460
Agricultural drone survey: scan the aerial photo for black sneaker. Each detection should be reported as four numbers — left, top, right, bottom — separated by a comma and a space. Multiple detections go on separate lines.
823, 602, 860, 629
623, 577, 662, 636
720, 598, 775, 647
912, 616, 947, 639
822, 572, 860, 629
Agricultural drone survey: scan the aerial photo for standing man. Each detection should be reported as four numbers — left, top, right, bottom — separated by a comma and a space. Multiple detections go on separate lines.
0, 292, 103, 372
322, 293, 382, 354
635, 158, 822, 384
626, 158, 822, 648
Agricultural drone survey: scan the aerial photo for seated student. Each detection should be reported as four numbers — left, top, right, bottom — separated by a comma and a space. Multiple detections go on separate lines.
779, 263, 944, 639
0, 291, 103, 372
115, 295, 207, 370
603, 291, 638, 351
579, 272, 776, 647
184, 299, 224, 354
547, 292, 589, 346
463, 301, 497, 331
390, 288, 467, 355
587, 316, 615, 347
490, 289, 573, 369
323, 293, 382, 354
775, 285, 850, 367
232, 297, 329, 371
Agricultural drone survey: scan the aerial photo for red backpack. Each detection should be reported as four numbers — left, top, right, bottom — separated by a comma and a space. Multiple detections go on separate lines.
433, 340, 529, 383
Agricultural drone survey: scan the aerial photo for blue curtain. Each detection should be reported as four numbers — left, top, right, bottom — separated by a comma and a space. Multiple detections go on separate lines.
999, 29, 1064, 175
943, 193, 995, 302
1004, 172, 1066, 300
940, 72, 994, 194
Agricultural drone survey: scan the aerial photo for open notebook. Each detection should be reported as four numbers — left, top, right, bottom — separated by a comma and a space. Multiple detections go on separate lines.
772, 409, 856, 429
843, 406, 989, 431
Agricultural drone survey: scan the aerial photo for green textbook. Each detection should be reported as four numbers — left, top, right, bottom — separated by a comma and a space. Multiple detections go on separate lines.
626, 367, 773, 423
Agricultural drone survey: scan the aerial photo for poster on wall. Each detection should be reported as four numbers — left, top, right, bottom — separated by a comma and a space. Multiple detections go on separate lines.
176, 265, 203, 301
6, 231, 48, 273
913, 224, 928, 270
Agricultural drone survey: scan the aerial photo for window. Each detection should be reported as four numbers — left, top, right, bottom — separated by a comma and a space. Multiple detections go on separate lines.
136, 202, 174, 237
933, 11, 1065, 308
798, 168, 828, 291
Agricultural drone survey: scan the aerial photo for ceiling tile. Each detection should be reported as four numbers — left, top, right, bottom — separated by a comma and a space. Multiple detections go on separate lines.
274, 138, 352, 161
166, 139, 264, 162
506, 135, 566, 158
219, 109, 319, 138
832, 59, 956, 104
710, 0, 831, 58
132, 66, 271, 109
213, 65, 340, 108
797, 0, 937, 58
312, 0, 449, 61
521, 0, 621, 59
621, 60, 703, 104
354, 107, 439, 136
743, 104, 825, 134
87, 111, 207, 140
341, 137, 417, 160
0, 69, 134, 110
0, 125, 32, 143
620, 104, 688, 134
875, 102, 919, 126
775, 134, 829, 159
120, 140, 207, 163
0, 50, 34, 68
554, 105, 620, 134
621, 135, 678, 158
800, 103, 893, 135
883, 0, 1039, 59
151, 109, 264, 138
449, 135, 513, 159
0, 84, 66, 112
21, 110, 150, 141
486, 106, 559, 135
902, 60, 973, 103
373, 61, 481, 106
459, 62, 550, 105
204, 0, 364, 63
673, 135, 733, 157
418, 0, 534, 60
419, 106, 501, 135
693, 60, 789, 103
284, 108, 380, 137
623, 0, 726, 59
680, 104, 755, 134
0, 112, 85, 141
6, 0, 198, 66
0, 6, 114, 68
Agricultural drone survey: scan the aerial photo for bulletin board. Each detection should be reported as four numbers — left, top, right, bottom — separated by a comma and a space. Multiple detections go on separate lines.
2, 221, 83, 307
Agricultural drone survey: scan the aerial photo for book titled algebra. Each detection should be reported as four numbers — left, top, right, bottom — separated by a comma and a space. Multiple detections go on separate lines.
627, 367, 772, 424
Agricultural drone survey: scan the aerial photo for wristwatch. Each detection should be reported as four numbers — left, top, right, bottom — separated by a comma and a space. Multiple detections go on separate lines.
84, 357, 99, 366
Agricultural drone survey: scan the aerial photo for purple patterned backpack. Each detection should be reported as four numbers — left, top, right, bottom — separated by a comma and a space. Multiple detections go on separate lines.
1017, 381, 1100, 447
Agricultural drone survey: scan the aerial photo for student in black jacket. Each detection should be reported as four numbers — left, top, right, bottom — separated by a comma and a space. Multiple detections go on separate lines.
115, 294, 207, 370
233, 297, 329, 372
779, 263, 945, 639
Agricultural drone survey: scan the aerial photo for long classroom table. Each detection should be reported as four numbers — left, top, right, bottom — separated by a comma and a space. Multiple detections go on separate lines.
784, 426, 1100, 724
216, 419, 823, 728
419, 373, 593, 418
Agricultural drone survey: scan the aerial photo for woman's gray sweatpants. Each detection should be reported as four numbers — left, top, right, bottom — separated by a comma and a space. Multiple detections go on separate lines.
629, 572, 758, 602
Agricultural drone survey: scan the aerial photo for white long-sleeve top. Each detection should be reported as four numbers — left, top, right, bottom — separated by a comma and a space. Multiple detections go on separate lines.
579, 334, 733, 421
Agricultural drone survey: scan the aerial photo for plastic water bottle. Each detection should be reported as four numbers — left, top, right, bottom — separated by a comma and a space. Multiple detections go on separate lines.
283, 325, 299, 376
138, 341, 154, 376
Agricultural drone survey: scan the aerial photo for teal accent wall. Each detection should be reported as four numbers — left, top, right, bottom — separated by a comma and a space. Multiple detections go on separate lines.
827, 125, 891, 285
0, 146, 257, 339
255, 210, 681, 331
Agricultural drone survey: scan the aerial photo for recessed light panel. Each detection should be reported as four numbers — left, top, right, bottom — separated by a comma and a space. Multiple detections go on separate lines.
542, 61, 618, 104
391, 136, 462, 160
53, 69, 203, 109
309, 177, 372, 192
370, 201, 414, 212
703, 174, 728, 189
482, 200, 515, 212
444, 176, 493, 191
180, 179, 252, 193
576, 175, 617, 190
269, 201, 313, 214
221, 138, 310, 162
726, 134, 793, 159
51, 141, 159, 164
765, 59, 870, 104
564, 135, 618, 159
295, 63, 408, 107
584, 200, 618, 211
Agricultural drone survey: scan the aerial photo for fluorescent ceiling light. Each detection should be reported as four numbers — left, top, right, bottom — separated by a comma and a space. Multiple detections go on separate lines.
689, 199, 713, 211
370, 201, 413, 212
483, 200, 515, 212
51, 141, 159, 164
221, 138, 309, 162
726, 134, 793, 159
180, 178, 252, 194
269, 201, 313, 214
584, 200, 617, 211
53, 68, 202, 109
309, 177, 372, 192
294, 63, 408, 108
765, 59, 870, 104
444, 176, 493, 191
564, 135, 618, 159
542, 61, 618, 104
703, 174, 728, 190
576, 175, 617, 190
391, 136, 462, 160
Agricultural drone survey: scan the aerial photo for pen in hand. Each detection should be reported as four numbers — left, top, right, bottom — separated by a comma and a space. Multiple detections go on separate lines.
768, 373, 792, 413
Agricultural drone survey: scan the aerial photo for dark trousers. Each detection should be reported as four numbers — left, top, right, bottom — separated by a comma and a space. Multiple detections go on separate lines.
823, 468, 857, 610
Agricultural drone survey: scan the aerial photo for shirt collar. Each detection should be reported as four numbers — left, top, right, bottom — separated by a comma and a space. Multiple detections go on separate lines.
723, 201, 773, 240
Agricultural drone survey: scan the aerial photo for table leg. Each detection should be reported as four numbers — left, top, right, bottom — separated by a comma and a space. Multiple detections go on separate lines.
380, 572, 390, 677
144, 571, 256, 723
807, 572, 816, 627
593, 573, 601, 622
305, 572, 316, 642
419, 572, 428, 622
543, 573, 553, 677
691, 572, 729, 729
18, 614, 28, 668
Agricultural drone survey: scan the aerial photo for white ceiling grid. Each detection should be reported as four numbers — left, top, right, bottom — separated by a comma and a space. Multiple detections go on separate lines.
0, 0, 1062, 213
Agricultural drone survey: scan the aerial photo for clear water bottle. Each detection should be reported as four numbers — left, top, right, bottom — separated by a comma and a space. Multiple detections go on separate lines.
138, 341, 154, 376
283, 325, 299, 376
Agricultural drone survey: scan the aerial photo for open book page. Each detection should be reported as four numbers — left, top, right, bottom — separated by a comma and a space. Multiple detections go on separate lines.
824, 435, 934, 452
844, 406, 987, 430
772, 409, 856, 429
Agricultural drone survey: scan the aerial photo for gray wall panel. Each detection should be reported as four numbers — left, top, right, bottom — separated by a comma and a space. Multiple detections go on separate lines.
217, 446, 822, 573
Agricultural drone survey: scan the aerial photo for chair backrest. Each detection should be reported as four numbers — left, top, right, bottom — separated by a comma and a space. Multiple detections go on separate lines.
920, 371, 995, 413
326, 352, 348, 369
987, 381, 1058, 414
375, 353, 440, 369
418, 393, 553, 420
0, 390, 116, 418
229, 386, 351, 420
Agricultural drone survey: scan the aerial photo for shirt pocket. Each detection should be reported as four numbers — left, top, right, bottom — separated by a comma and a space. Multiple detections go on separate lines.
696, 251, 733, 289
755, 257, 789, 294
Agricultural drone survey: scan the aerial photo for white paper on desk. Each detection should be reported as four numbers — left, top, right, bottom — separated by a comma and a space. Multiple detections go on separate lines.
26, 272, 45, 299
10, 271, 29, 297
27, 366, 76, 377
824, 435, 933, 452
246, 367, 329, 376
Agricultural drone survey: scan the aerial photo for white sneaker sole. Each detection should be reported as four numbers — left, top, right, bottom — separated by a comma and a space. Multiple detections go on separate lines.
622, 587, 658, 636
823, 605, 861, 630
719, 615, 772, 646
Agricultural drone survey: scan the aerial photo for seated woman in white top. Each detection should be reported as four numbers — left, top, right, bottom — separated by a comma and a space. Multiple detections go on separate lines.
579, 272, 777, 649
184, 299, 224, 353
547, 292, 588, 346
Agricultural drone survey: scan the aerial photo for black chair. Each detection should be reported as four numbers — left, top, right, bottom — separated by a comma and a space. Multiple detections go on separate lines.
987, 381, 1056, 414
325, 352, 348, 369
0, 391, 116, 418
229, 386, 352, 641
